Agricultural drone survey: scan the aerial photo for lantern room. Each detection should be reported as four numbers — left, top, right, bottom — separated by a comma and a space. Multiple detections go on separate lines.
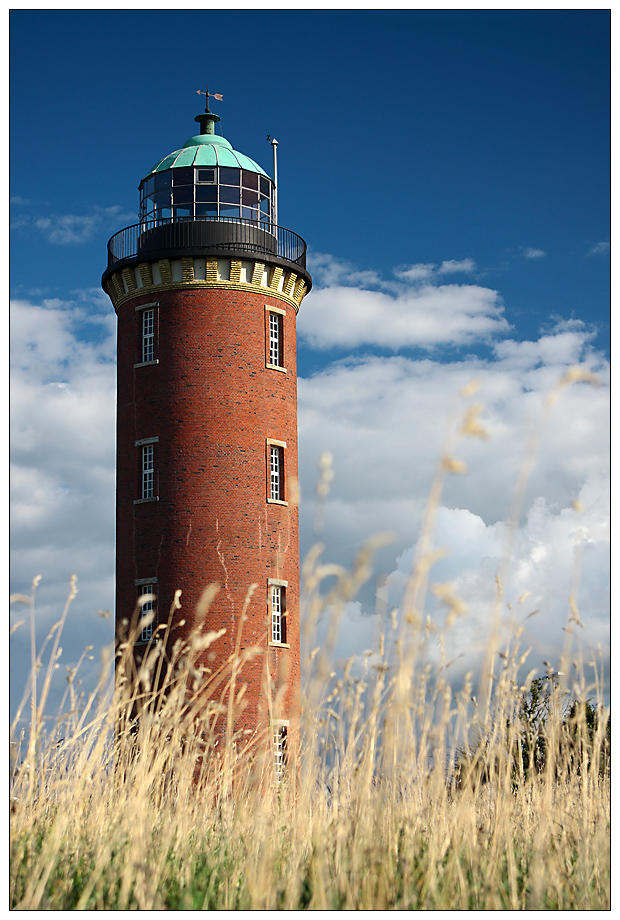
139, 131, 274, 225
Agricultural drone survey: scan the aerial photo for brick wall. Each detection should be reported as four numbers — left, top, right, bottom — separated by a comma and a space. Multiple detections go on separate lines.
115, 281, 301, 749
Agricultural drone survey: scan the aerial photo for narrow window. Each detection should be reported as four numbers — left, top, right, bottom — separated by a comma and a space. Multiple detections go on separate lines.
273, 725, 287, 783
142, 444, 155, 499
269, 311, 282, 367
139, 584, 155, 642
142, 308, 155, 363
270, 584, 286, 644
135, 302, 158, 367
269, 445, 283, 501
135, 437, 159, 503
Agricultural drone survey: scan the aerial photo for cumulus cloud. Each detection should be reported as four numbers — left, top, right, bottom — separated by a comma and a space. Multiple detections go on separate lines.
10, 293, 117, 722
299, 323, 608, 542
523, 247, 546, 259
380, 476, 609, 685
298, 309, 609, 689
299, 254, 509, 350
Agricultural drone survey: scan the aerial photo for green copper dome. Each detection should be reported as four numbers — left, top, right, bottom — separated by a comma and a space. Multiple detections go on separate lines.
143, 133, 270, 181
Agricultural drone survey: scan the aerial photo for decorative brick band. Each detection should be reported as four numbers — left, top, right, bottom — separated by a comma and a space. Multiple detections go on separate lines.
269, 265, 284, 290
122, 266, 136, 294
206, 259, 218, 284
158, 259, 172, 284
139, 263, 153, 287
229, 259, 242, 284
107, 256, 307, 313
251, 262, 265, 286
182, 258, 194, 282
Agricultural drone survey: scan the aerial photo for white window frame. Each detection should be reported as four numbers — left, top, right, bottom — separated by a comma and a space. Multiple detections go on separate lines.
134, 301, 159, 368
142, 444, 154, 499
142, 308, 155, 363
271, 584, 283, 643
270, 445, 281, 501
267, 439, 287, 504
139, 584, 155, 642
196, 167, 217, 184
268, 579, 289, 646
265, 305, 286, 372
134, 437, 159, 503
135, 578, 158, 643
269, 311, 280, 366
272, 721, 289, 783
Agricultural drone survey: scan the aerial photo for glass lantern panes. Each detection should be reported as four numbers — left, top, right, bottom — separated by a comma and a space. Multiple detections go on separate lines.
196, 202, 218, 217
140, 166, 272, 224
196, 185, 217, 203
154, 171, 172, 191
242, 189, 259, 206
242, 170, 259, 190
172, 186, 193, 205
220, 187, 240, 206
219, 167, 240, 186
173, 167, 193, 186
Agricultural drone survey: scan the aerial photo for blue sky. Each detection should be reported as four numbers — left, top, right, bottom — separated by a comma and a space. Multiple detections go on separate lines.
10, 9, 610, 724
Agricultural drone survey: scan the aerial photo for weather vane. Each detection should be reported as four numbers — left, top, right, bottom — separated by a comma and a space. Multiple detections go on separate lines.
197, 84, 223, 114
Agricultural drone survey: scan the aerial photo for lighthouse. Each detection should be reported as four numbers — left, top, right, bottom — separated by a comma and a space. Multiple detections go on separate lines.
102, 92, 311, 769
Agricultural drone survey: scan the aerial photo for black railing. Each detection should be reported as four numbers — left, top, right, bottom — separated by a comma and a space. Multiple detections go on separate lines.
106, 216, 307, 268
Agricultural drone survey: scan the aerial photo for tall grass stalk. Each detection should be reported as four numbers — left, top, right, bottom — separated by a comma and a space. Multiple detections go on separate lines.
10, 372, 609, 910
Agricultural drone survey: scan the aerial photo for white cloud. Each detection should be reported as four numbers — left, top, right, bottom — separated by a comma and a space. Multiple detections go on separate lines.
299, 324, 608, 541
380, 476, 609, 683
438, 258, 477, 274
10, 293, 117, 720
393, 263, 436, 283
523, 247, 546, 259
298, 305, 609, 689
394, 258, 477, 282
299, 255, 509, 350
307, 251, 384, 289
586, 241, 610, 257
12, 205, 135, 245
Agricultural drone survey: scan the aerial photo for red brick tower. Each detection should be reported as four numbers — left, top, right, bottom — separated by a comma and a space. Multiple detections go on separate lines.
102, 95, 311, 766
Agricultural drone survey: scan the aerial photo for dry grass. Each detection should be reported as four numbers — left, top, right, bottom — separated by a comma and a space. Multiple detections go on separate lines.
10, 372, 610, 910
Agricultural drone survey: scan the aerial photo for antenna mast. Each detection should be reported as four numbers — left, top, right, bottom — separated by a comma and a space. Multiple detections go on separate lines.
268, 136, 279, 228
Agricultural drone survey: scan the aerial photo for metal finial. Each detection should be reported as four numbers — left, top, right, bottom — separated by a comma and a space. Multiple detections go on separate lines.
196, 85, 224, 114
195, 85, 224, 135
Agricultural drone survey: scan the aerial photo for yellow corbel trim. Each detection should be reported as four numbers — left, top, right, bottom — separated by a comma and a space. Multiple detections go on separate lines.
229, 260, 242, 283
269, 265, 283, 290
182, 258, 194, 282
158, 259, 172, 284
